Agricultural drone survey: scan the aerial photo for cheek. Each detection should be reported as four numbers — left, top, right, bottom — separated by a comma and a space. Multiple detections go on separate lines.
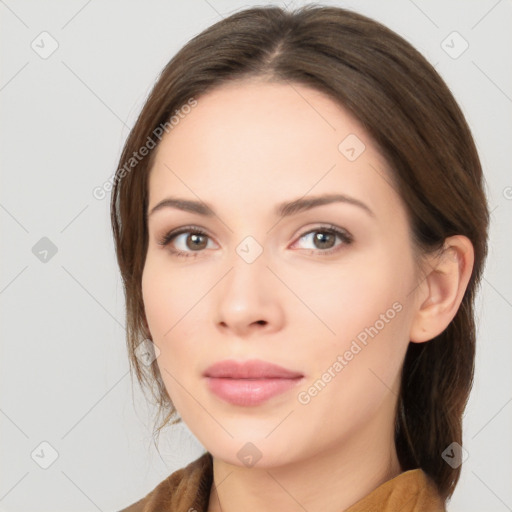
141, 257, 206, 397
296, 292, 410, 435
295, 250, 414, 390
141, 255, 196, 337
291, 262, 408, 346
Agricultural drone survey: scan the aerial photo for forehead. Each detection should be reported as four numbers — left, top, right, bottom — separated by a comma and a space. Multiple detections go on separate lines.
159, 79, 369, 163
147, 79, 400, 223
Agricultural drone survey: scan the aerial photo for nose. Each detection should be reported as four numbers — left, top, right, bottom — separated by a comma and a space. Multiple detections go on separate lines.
214, 246, 284, 338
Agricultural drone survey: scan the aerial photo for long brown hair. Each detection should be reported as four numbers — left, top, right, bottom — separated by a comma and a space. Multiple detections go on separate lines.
110, 4, 489, 501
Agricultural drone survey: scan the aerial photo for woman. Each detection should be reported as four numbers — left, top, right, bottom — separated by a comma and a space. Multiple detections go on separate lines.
113, 4, 489, 511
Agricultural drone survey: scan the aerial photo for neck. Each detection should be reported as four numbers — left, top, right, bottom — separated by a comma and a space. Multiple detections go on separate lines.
207, 394, 402, 512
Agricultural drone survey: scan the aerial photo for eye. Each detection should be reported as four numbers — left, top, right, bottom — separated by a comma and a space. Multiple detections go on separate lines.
157, 226, 215, 259
157, 224, 353, 259
292, 225, 353, 256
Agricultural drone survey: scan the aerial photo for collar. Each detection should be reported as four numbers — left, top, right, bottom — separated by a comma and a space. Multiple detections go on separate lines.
119, 452, 446, 512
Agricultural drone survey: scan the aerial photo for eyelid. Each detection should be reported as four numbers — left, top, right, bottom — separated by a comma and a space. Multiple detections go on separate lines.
291, 224, 353, 254
157, 223, 354, 257
156, 224, 213, 247
293, 224, 352, 242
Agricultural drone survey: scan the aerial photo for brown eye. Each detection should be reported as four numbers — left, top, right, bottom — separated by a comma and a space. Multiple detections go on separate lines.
158, 226, 215, 258
294, 226, 353, 255
312, 231, 336, 249
183, 232, 208, 250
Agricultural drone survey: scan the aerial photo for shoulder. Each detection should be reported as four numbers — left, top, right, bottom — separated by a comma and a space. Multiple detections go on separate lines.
117, 452, 213, 512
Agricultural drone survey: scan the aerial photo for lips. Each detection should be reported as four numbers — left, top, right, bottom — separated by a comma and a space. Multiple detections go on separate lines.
203, 359, 304, 406
203, 359, 303, 379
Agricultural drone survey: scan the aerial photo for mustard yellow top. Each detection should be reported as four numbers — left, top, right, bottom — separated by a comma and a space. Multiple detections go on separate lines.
118, 452, 446, 512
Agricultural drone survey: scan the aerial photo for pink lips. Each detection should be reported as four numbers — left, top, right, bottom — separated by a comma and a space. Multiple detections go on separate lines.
203, 359, 304, 406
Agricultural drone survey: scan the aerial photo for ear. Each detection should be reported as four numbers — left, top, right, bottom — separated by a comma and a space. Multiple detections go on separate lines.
409, 235, 474, 343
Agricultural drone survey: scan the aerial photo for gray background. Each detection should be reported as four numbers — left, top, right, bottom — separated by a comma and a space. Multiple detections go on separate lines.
0, 1, 511, 511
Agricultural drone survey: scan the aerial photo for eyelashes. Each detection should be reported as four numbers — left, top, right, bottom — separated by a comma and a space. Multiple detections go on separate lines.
157, 226, 212, 258
157, 224, 354, 259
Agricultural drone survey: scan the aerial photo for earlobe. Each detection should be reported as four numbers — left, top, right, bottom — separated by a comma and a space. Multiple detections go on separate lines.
409, 235, 474, 343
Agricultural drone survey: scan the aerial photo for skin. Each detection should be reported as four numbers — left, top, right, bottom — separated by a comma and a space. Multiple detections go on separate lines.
141, 78, 474, 512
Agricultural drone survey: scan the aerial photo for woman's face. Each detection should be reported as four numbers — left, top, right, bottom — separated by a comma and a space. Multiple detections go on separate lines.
142, 79, 422, 468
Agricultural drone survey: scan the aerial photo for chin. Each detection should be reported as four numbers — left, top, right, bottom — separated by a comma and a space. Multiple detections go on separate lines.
201, 435, 303, 470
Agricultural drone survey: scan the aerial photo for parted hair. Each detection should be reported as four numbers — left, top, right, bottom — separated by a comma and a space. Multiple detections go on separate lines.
110, 4, 489, 501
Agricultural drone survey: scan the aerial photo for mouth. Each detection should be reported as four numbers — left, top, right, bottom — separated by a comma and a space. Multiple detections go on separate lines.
203, 359, 304, 406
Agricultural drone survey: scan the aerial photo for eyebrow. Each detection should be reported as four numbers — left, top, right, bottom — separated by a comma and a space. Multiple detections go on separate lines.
147, 193, 375, 219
